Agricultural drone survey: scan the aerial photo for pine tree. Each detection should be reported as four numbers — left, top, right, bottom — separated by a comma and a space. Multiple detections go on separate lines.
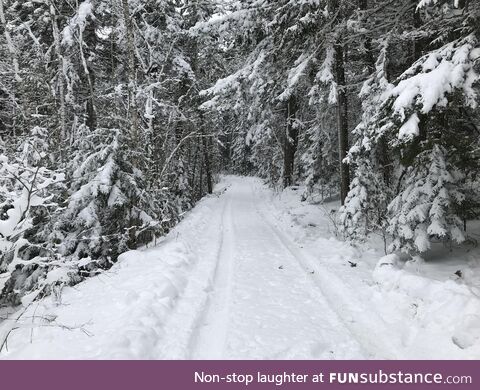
0, 0, 224, 305
388, 145, 466, 253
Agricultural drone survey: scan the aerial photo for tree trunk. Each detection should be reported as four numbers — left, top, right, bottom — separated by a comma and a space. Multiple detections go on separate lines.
413, 0, 427, 149
198, 154, 204, 199
413, 0, 424, 61
0, 0, 20, 137
121, 0, 139, 148
328, 0, 350, 204
359, 0, 391, 186
49, 1, 67, 147
83, 20, 97, 131
359, 0, 375, 75
283, 95, 298, 188
334, 44, 350, 205
202, 136, 213, 194
0, 0, 21, 82
191, 140, 200, 193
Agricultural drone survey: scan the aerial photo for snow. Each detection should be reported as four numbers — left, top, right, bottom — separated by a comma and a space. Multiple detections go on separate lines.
317, 46, 337, 104
318, 47, 334, 84
417, 0, 439, 9
268, 187, 480, 359
0, 156, 65, 274
1, 176, 479, 359
390, 35, 478, 120
173, 56, 194, 78
0, 0, 22, 82
277, 54, 312, 101
398, 113, 420, 141
62, 0, 94, 46
200, 51, 266, 109
387, 145, 466, 253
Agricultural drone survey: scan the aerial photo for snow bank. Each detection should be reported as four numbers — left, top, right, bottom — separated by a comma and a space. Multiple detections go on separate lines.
0, 181, 228, 359
266, 184, 480, 359
373, 254, 480, 355
0, 242, 194, 359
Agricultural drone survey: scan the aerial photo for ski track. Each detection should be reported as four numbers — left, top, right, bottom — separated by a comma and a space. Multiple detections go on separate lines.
158, 176, 366, 359
3, 175, 480, 359
189, 196, 235, 359
254, 189, 400, 359
154, 188, 230, 359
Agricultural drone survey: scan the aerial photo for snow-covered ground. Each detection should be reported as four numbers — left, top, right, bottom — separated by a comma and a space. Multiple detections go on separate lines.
0, 176, 479, 359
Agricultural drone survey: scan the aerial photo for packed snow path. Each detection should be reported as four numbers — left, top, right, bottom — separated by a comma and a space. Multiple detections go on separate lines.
160, 176, 363, 359
1, 176, 479, 359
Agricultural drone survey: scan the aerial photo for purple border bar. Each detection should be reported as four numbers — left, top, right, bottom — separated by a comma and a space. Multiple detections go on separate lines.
0, 361, 478, 389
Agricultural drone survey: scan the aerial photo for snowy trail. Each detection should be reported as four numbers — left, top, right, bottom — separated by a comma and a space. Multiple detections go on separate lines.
188, 196, 236, 358
160, 176, 365, 359
252, 192, 403, 358
2, 175, 479, 359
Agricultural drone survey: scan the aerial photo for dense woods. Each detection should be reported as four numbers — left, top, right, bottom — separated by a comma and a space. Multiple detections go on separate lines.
0, 0, 479, 307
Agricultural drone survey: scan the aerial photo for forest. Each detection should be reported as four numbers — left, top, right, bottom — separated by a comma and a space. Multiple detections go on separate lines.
0, 0, 479, 312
